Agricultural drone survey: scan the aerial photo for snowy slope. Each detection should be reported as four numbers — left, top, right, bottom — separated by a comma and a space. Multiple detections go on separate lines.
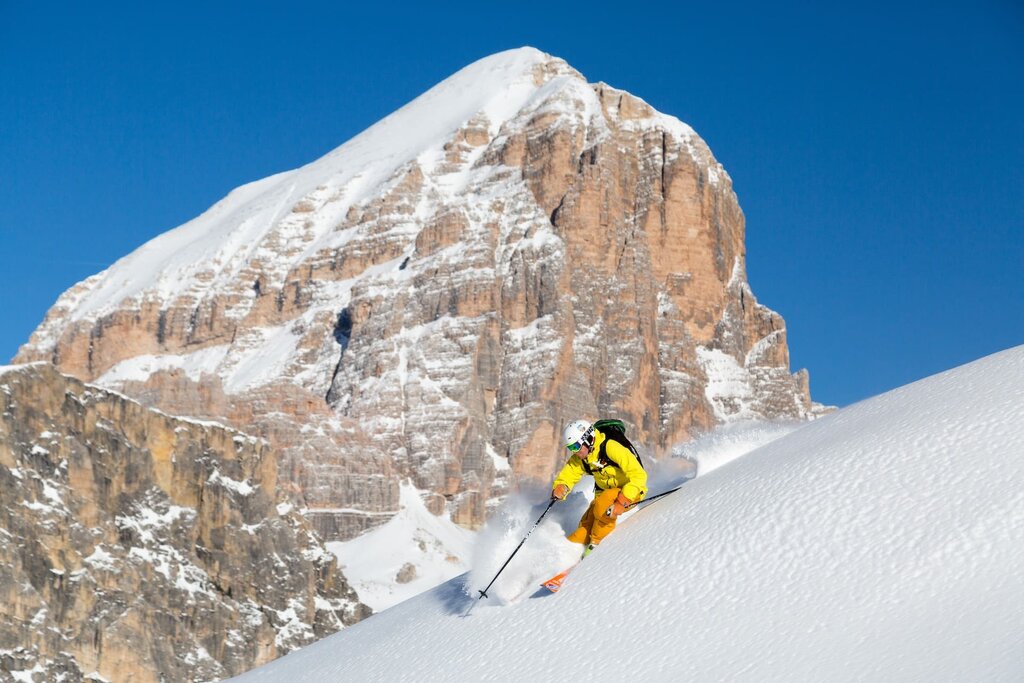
230, 345, 1024, 682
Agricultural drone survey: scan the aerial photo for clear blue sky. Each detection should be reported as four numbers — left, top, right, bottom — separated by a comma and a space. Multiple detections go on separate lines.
2, 1, 1021, 407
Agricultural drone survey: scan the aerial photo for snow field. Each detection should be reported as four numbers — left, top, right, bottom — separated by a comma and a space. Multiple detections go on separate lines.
327, 483, 474, 612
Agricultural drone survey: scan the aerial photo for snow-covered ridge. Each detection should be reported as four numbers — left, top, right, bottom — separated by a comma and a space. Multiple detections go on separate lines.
4, 362, 256, 439
231, 345, 1024, 682
46, 48, 571, 325
0, 361, 48, 377
32, 46, 718, 338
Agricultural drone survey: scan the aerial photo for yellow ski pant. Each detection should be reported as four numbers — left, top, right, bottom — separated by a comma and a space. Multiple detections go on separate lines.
566, 487, 621, 546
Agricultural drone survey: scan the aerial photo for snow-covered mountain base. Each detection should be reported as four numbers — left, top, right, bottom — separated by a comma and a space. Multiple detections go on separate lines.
231, 345, 1024, 681
325, 483, 475, 612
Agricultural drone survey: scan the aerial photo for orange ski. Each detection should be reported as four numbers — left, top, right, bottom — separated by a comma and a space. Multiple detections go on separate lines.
541, 567, 574, 592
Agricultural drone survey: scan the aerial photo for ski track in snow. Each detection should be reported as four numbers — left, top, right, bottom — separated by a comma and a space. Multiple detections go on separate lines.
232, 347, 1024, 682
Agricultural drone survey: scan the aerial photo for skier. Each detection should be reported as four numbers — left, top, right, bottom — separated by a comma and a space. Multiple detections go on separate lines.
551, 419, 648, 556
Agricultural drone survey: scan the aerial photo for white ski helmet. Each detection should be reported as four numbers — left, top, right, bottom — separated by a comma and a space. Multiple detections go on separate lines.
563, 419, 595, 454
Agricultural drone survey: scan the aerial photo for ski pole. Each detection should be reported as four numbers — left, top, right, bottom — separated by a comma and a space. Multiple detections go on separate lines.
466, 498, 556, 613
627, 485, 684, 509
605, 484, 688, 518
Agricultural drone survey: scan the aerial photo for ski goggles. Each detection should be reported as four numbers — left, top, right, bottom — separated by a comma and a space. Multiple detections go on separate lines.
566, 440, 583, 453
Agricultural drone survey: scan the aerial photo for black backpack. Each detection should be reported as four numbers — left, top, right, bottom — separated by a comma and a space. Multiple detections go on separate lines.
582, 419, 645, 473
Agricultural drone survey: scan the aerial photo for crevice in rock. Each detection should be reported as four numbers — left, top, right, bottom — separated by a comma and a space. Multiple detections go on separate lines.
549, 193, 568, 228
156, 310, 168, 347
325, 307, 353, 404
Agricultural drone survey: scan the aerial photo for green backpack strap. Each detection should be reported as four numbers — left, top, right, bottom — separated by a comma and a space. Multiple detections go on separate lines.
593, 419, 644, 470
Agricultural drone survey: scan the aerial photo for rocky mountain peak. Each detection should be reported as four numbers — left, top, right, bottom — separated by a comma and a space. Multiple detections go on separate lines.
15, 48, 825, 540
18, 48, 580, 342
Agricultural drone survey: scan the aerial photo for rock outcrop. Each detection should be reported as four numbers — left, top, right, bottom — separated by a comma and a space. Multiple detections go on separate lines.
15, 48, 825, 539
0, 364, 369, 682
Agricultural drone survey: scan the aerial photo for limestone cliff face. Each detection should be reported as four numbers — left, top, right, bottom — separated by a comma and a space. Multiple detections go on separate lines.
15, 48, 825, 538
0, 364, 369, 682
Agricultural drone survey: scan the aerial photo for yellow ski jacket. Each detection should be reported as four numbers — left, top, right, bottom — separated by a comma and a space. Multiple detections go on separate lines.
553, 428, 648, 503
